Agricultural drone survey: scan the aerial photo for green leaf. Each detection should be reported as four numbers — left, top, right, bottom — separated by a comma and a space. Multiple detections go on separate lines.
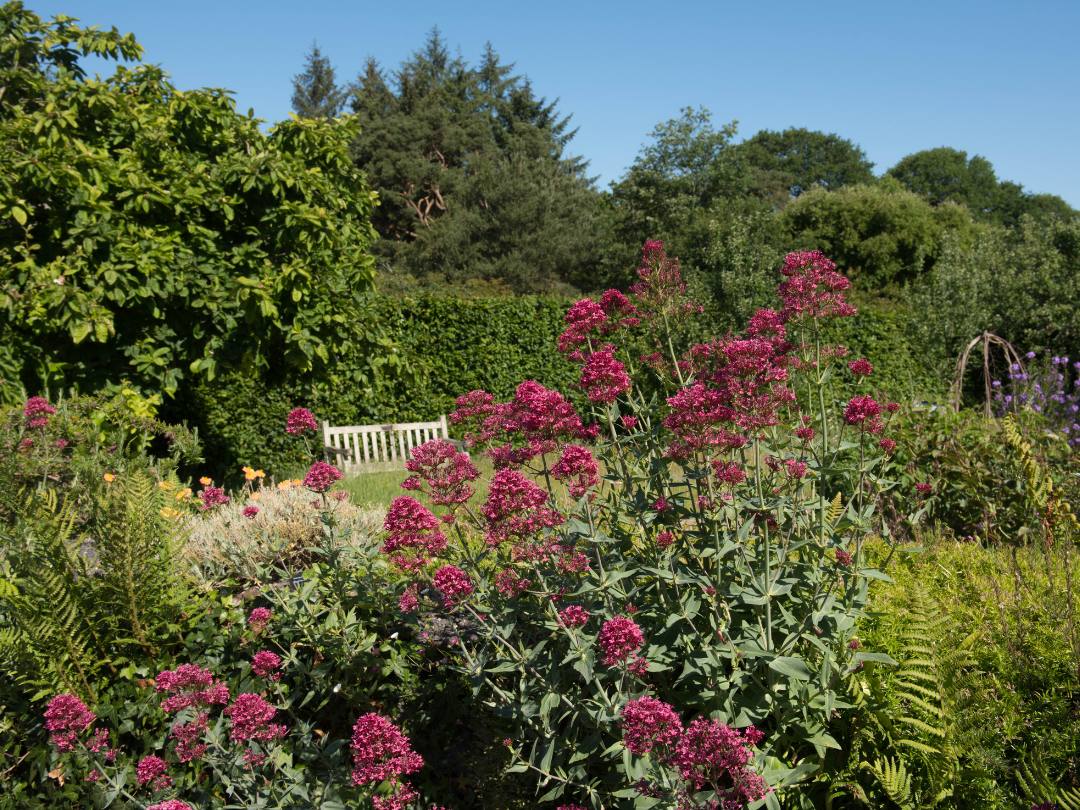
10, 206, 27, 225
769, 656, 813, 680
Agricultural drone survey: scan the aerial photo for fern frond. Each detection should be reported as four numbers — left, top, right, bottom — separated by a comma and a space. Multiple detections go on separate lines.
865, 756, 914, 809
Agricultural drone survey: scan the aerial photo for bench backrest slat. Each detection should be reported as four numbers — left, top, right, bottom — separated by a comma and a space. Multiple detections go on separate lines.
322, 416, 452, 474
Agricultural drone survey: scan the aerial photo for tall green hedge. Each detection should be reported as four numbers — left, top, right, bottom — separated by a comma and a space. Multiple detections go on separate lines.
179, 295, 581, 478
180, 294, 947, 479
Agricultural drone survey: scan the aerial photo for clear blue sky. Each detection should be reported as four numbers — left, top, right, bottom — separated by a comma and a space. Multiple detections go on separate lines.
28, 0, 1080, 206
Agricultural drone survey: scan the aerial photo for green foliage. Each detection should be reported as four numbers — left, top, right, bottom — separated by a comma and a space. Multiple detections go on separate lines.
347, 31, 616, 293
186, 294, 581, 477
909, 216, 1080, 367
843, 537, 1080, 809
887, 147, 1076, 227
291, 41, 346, 118
732, 127, 875, 199
0, 3, 379, 399
781, 180, 975, 287
0, 393, 202, 701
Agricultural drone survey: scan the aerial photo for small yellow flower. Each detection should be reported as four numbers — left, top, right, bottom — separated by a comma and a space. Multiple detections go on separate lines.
157, 480, 173, 490
254, 469, 266, 479
250, 491, 262, 502
199, 476, 213, 486
176, 487, 193, 501
103, 473, 116, 483
159, 507, 181, 519
276, 480, 290, 491
242, 466, 257, 481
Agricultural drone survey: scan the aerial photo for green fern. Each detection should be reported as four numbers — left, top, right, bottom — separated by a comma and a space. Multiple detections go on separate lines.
1018, 752, 1080, 810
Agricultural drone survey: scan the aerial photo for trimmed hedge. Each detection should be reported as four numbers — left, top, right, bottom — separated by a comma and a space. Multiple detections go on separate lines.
177, 294, 947, 479
177, 296, 580, 478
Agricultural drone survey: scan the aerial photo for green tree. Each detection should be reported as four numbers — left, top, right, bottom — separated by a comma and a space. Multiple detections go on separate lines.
348, 31, 615, 293
888, 147, 1075, 226
733, 127, 875, 200
291, 42, 345, 118
0, 2, 379, 401
781, 179, 974, 287
609, 107, 744, 272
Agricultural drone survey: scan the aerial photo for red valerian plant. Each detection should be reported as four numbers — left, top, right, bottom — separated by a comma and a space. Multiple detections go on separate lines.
42, 613, 430, 808
382, 243, 901, 808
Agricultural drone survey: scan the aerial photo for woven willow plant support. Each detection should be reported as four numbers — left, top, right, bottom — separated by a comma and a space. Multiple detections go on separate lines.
949, 331, 1026, 416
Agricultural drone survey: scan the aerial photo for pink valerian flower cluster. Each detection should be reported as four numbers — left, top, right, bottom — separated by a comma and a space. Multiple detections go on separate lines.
224, 693, 287, 743
44, 693, 96, 752
24, 396, 57, 428
655, 530, 675, 549
684, 332, 795, 432
155, 664, 230, 714
848, 357, 873, 377
551, 444, 600, 499
171, 713, 209, 762
303, 460, 343, 493
557, 293, 640, 359
482, 468, 564, 548
383, 496, 448, 572
285, 406, 318, 435
663, 382, 746, 460
248, 607, 271, 632
673, 719, 768, 806
350, 713, 424, 810
398, 583, 420, 613
579, 346, 632, 404
242, 505, 259, 518
136, 755, 172, 791
402, 439, 480, 506
148, 801, 194, 810
711, 460, 746, 485
631, 240, 694, 318
432, 564, 474, 607
777, 250, 857, 321
198, 485, 230, 511
251, 650, 282, 680
843, 394, 883, 433
495, 567, 531, 598
559, 604, 590, 628
620, 697, 768, 807
598, 616, 644, 666
621, 696, 683, 756
450, 381, 593, 467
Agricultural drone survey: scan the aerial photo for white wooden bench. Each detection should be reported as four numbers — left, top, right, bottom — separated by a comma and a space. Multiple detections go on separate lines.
322, 416, 453, 474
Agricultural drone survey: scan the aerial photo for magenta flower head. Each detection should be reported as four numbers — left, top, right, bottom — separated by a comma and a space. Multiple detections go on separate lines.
481, 468, 564, 547
383, 496, 447, 571
303, 460, 343, 493
44, 693, 96, 752
844, 395, 882, 431
155, 664, 229, 714
252, 650, 282, 680
778, 250, 855, 321
24, 396, 58, 429
147, 802, 194, 810
224, 693, 287, 743
285, 407, 318, 435
551, 444, 600, 499
403, 439, 480, 506
559, 604, 590, 628
579, 346, 631, 404
136, 755, 172, 791
198, 485, 230, 511
672, 718, 768, 802
621, 696, 682, 756
350, 713, 424, 789
432, 564, 474, 608
242, 505, 259, 519
848, 358, 873, 377
247, 607, 271, 632
598, 616, 644, 667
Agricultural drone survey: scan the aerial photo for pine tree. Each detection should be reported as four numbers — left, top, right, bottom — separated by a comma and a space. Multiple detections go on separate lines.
292, 43, 345, 118
346, 31, 617, 293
